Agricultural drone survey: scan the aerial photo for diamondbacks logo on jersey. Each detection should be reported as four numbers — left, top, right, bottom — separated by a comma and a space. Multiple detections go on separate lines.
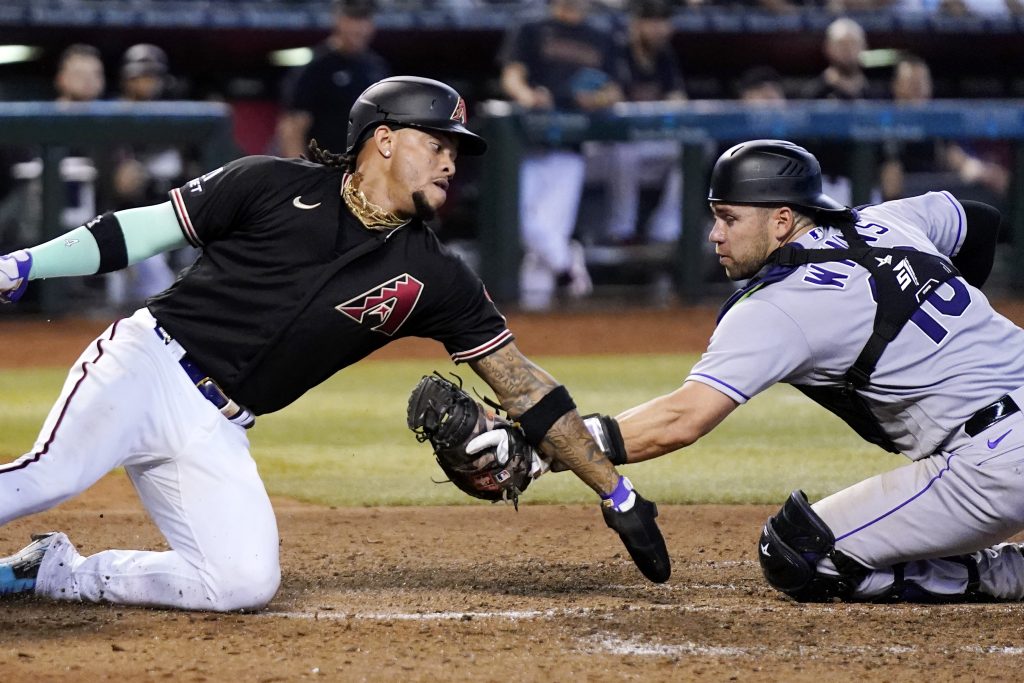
336, 274, 424, 336
450, 97, 467, 125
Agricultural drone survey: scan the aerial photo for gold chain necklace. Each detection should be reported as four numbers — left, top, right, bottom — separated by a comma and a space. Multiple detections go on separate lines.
342, 173, 408, 231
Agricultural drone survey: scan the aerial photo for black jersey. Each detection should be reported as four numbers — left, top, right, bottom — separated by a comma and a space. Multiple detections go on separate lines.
280, 43, 391, 154
624, 44, 683, 103
499, 18, 626, 111
148, 156, 512, 415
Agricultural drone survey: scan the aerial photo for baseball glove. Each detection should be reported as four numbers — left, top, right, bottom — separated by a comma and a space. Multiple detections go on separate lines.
407, 373, 533, 508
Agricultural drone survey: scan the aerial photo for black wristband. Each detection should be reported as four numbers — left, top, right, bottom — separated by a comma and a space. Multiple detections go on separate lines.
518, 385, 576, 448
86, 212, 128, 274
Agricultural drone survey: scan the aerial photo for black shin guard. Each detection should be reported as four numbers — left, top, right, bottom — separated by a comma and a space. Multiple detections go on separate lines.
758, 490, 868, 602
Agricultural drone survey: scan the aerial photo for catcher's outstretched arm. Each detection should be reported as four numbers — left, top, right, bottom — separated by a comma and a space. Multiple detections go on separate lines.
469, 342, 619, 495
616, 380, 739, 462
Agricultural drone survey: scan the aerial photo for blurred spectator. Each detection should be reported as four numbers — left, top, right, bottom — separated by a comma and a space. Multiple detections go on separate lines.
277, 0, 390, 159
880, 55, 1010, 209
599, 0, 685, 246
896, 0, 1022, 15
106, 44, 186, 309
800, 17, 880, 101
54, 44, 105, 104
499, 0, 626, 311
53, 45, 104, 232
46, 44, 106, 306
736, 65, 786, 104
800, 17, 881, 206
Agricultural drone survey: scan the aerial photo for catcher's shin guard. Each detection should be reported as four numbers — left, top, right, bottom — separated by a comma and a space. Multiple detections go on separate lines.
602, 491, 671, 583
758, 490, 867, 602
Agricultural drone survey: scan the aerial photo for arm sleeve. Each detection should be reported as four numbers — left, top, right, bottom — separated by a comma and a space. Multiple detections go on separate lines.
27, 202, 187, 280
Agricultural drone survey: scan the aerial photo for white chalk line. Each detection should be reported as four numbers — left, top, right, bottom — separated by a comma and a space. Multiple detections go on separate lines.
583, 634, 1024, 659
263, 604, 672, 622
258, 609, 1024, 659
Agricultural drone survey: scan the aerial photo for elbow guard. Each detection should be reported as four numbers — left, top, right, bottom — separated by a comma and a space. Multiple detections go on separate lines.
86, 212, 128, 274
582, 413, 628, 466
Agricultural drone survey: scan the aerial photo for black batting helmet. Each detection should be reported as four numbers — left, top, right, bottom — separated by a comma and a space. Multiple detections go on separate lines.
345, 76, 487, 157
708, 140, 850, 217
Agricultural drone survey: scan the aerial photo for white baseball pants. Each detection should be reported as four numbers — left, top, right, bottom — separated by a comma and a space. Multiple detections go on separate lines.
0, 307, 280, 611
518, 149, 587, 310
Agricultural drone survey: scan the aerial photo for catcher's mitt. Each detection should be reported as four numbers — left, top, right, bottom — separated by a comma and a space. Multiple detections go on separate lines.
407, 373, 533, 508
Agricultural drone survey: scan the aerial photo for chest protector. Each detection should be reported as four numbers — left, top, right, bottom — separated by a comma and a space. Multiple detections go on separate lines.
719, 224, 961, 453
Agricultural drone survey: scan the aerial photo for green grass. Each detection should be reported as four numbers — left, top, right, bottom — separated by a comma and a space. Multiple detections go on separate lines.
0, 355, 903, 507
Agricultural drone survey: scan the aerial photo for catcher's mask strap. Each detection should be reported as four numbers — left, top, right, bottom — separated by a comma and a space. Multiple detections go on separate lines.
517, 385, 576, 448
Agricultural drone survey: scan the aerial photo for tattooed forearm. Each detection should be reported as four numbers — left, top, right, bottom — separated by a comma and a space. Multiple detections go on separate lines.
472, 343, 555, 412
471, 343, 619, 494
538, 412, 619, 494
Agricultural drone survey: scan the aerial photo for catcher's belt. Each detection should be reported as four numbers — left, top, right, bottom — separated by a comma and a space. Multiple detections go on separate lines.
964, 394, 1020, 437
154, 322, 255, 429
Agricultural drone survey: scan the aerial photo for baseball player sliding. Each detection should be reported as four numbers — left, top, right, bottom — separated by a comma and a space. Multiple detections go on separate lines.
488, 139, 1024, 602
0, 76, 669, 611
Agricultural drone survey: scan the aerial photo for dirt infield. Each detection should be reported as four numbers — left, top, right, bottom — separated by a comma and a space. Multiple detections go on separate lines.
4, 305, 1024, 681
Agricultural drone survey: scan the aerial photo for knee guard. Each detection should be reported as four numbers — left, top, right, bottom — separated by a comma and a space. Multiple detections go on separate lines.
758, 490, 868, 602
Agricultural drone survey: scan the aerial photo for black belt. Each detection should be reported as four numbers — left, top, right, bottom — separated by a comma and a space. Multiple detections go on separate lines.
153, 323, 255, 429
964, 395, 1019, 437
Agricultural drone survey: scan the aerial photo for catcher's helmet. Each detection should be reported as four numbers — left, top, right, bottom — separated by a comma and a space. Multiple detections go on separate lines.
345, 76, 487, 157
708, 139, 849, 216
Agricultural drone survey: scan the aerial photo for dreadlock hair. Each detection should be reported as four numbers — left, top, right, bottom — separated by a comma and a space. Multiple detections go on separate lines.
306, 139, 355, 172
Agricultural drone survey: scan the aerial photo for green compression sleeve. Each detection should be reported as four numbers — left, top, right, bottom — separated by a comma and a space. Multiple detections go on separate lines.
118, 202, 190, 263
27, 202, 187, 280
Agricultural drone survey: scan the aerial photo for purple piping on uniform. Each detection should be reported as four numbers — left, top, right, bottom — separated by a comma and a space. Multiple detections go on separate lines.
688, 373, 751, 401
939, 191, 964, 257
0, 320, 120, 474
835, 452, 957, 541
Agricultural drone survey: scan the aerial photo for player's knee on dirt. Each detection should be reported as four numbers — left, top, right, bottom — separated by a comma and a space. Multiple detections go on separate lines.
758, 490, 868, 602
206, 559, 281, 612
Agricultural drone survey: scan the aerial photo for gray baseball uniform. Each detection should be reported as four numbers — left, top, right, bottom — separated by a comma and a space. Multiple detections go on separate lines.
689, 191, 1024, 599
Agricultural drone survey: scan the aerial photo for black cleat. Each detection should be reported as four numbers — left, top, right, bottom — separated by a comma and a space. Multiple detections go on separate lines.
602, 494, 671, 583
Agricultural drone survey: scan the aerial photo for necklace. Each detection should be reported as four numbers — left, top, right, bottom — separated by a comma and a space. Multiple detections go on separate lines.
342, 173, 408, 231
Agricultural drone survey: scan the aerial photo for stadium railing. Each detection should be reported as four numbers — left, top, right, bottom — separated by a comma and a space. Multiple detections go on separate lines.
475, 99, 1024, 303
0, 100, 235, 314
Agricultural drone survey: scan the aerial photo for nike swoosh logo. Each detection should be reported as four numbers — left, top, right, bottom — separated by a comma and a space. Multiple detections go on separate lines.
293, 196, 321, 210
987, 429, 1013, 449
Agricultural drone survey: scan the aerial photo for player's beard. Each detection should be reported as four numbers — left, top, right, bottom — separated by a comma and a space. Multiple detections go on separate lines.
412, 191, 436, 221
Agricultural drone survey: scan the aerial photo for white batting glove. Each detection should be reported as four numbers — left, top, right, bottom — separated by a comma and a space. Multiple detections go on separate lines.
466, 429, 551, 480
0, 250, 32, 304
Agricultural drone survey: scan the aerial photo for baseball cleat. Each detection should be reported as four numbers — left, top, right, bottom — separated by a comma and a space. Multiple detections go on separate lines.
602, 494, 671, 583
0, 532, 58, 596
